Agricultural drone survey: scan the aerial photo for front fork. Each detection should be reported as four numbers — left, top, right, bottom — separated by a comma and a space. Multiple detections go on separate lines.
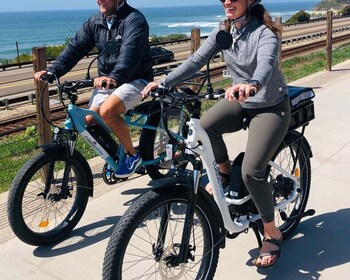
43, 128, 77, 199
154, 155, 202, 265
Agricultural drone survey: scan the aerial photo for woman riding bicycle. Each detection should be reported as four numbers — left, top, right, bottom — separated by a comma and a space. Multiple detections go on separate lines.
142, 0, 290, 268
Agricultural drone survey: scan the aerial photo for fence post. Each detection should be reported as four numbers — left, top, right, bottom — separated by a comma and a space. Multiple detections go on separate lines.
16, 41, 21, 69
191, 28, 201, 54
33, 47, 52, 181
326, 11, 333, 71
275, 16, 283, 70
32, 47, 51, 146
191, 29, 201, 91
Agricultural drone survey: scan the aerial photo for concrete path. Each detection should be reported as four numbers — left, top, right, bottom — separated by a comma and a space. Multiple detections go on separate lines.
1, 60, 350, 279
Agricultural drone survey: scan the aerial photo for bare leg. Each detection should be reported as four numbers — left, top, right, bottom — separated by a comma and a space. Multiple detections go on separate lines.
85, 107, 100, 125
99, 94, 136, 155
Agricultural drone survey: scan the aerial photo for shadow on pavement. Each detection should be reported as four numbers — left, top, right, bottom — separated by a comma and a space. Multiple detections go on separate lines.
246, 208, 350, 280
32, 216, 120, 257
121, 186, 152, 206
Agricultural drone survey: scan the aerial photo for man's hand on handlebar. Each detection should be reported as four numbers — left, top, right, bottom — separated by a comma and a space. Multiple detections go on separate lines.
34, 70, 49, 81
94, 76, 117, 90
226, 83, 257, 102
34, 70, 56, 83
141, 82, 160, 98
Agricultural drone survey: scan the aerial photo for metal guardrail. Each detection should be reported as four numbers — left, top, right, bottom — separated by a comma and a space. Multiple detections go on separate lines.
281, 26, 350, 45
283, 14, 349, 28
0, 37, 204, 71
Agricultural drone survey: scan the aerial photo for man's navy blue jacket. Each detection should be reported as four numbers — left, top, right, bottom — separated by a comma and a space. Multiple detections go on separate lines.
48, 3, 154, 85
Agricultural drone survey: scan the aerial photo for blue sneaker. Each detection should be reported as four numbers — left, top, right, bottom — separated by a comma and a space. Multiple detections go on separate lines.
114, 151, 142, 178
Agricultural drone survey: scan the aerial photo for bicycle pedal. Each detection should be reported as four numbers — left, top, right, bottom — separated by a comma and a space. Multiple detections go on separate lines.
136, 165, 146, 175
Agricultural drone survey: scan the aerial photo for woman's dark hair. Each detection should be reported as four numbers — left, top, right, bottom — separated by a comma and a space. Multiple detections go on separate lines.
223, 4, 282, 36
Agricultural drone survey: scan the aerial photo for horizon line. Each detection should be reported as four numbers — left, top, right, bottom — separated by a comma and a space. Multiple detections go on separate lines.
0, 4, 222, 13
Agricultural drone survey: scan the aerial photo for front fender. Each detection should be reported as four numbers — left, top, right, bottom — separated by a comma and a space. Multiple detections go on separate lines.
148, 177, 226, 248
38, 143, 94, 197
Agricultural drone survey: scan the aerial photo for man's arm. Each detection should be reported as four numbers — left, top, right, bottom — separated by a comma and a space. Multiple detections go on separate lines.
47, 18, 95, 78
108, 14, 150, 84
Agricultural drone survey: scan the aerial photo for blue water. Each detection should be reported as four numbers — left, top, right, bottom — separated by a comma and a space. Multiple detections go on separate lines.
0, 1, 319, 59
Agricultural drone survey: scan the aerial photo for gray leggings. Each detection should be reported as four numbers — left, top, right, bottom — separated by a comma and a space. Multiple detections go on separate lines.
200, 97, 291, 223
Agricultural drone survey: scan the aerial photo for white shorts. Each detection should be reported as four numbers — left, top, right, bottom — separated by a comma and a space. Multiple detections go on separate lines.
88, 79, 149, 112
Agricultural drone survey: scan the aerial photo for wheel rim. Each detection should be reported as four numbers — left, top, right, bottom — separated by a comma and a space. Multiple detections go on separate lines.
20, 159, 81, 234
269, 143, 309, 232
118, 199, 214, 279
152, 110, 188, 176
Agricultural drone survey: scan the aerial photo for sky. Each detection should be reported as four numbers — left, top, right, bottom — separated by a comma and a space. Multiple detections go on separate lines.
0, 0, 320, 12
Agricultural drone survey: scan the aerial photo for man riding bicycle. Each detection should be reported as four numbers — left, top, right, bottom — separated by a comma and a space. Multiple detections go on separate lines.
34, 0, 154, 178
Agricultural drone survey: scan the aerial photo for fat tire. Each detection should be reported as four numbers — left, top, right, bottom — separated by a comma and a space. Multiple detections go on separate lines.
103, 186, 220, 280
7, 151, 90, 246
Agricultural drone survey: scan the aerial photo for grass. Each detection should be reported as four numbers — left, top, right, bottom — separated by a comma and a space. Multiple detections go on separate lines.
282, 41, 350, 82
1, 42, 350, 192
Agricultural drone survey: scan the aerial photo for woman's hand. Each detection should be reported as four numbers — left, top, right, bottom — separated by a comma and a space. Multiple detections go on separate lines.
142, 82, 160, 98
225, 83, 257, 102
94, 76, 117, 89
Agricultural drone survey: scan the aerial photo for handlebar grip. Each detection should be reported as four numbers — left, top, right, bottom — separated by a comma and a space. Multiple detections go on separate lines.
101, 82, 116, 89
80, 79, 94, 88
41, 73, 55, 83
234, 89, 256, 99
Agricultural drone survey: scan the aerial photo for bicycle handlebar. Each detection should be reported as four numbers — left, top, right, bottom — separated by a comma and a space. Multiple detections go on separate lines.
42, 74, 116, 92
149, 86, 255, 103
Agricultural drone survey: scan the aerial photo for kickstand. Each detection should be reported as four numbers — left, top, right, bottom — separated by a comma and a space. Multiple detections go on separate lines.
251, 222, 263, 249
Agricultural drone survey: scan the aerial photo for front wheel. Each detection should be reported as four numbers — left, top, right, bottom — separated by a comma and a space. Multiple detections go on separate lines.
139, 108, 189, 180
268, 132, 312, 238
7, 150, 90, 246
103, 186, 220, 280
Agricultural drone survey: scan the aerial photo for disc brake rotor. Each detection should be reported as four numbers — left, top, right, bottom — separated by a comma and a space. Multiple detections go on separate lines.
159, 245, 186, 280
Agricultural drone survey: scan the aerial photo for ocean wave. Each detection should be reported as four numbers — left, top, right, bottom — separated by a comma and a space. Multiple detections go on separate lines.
163, 21, 219, 28
270, 10, 313, 17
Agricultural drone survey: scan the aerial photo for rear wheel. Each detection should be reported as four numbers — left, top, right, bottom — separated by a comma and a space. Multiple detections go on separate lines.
103, 186, 220, 280
267, 133, 311, 238
7, 151, 90, 246
139, 108, 189, 180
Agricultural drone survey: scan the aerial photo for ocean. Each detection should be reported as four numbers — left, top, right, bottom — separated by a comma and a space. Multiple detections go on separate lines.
0, 1, 319, 59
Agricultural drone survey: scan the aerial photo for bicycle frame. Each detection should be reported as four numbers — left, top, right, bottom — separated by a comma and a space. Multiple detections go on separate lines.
185, 117, 300, 234
62, 101, 187, 172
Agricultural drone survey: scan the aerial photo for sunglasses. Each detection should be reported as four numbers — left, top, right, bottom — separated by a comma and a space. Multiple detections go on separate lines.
219, 0, 239, 3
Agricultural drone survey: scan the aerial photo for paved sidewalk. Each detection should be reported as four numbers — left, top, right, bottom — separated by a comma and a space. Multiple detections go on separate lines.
1, 60, 350, 279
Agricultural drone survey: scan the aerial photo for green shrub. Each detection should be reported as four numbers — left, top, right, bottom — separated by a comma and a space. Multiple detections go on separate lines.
285, 10, 311, 24
340, 4, 350, 15
150, 34, 189, 44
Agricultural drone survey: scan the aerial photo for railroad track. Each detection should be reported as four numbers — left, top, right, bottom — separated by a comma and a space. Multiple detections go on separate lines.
0, 66, 228, 137
282, 32, 350, 58
0, 99, 89, 137
1, 32, 350, 137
